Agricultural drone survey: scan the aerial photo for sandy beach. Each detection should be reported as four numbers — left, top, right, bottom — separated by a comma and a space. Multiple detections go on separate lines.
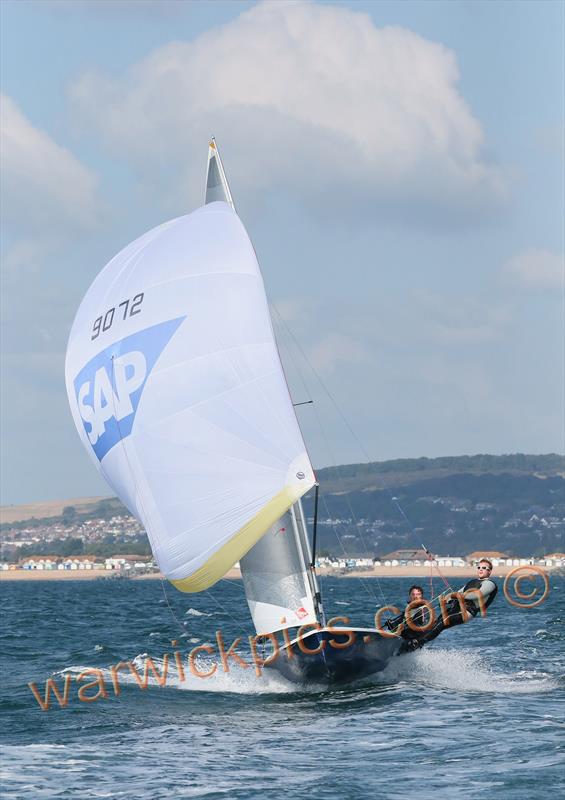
1, 569, 124, 582
0, 563, 554, 582
0, 568, 242, 582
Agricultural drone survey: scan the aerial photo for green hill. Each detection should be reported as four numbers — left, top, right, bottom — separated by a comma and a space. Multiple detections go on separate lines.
315, 453, 564, 492
2, 454, 563, 558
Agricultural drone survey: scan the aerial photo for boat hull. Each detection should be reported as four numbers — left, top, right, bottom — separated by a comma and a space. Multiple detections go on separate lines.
264, 626, 403, 685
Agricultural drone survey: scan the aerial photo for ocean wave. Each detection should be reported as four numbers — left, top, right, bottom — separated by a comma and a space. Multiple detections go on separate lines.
184, 608, 210, 617
380, 648, 559, 694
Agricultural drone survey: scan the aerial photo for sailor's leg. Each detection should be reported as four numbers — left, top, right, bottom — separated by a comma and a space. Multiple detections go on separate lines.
414, 615, 447, 645
405, 605, 468, 650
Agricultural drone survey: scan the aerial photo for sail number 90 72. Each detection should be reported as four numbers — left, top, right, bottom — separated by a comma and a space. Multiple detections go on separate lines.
91, 293, 144, 340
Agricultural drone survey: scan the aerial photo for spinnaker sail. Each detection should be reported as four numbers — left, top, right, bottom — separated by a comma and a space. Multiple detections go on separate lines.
65, 144, 315, 593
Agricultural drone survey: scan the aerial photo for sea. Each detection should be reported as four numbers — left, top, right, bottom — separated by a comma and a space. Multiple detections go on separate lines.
1, 574, 563, 799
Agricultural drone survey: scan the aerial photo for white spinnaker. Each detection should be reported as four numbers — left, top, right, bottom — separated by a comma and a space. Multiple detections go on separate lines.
65, 201, 315, 591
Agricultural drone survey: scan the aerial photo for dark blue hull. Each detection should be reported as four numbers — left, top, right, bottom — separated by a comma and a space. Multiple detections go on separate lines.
264, 627, 403, 685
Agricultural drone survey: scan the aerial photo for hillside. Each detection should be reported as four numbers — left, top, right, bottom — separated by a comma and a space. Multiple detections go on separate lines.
2, 454, 563, 558
0, 496, 122, 526
302, 470, 564, 557
0, 496, 112, 526
315, 453, 564, 492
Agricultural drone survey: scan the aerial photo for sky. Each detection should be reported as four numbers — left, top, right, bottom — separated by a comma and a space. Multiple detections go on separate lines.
1, 0, 563, 506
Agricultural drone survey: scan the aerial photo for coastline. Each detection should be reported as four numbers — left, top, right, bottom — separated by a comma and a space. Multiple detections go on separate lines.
0, 563, 555, 582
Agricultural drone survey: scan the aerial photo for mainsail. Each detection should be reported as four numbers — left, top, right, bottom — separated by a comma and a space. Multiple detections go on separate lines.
240, 507, 318, 634
65, 141, 315, 595
205, 138, 235, 209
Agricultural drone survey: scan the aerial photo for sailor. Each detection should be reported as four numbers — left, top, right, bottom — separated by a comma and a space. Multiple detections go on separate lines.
403, 558, 498, 651
386, 585, 431, 645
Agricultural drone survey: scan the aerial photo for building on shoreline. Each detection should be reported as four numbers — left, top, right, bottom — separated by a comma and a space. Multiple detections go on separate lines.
0, 555, 158, 573
314, 550, 564, 573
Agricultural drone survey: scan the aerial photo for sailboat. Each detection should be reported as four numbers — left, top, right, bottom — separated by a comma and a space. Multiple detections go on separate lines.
65, 140, 403, 684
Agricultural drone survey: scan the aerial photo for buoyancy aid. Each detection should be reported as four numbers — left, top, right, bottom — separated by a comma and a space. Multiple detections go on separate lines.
461, 577, 498, 616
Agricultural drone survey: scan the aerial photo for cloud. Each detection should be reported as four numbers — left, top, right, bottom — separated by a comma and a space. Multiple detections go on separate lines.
1, 240, 43, 273
504, 248, 564, 290
271, 297, 309, 324
307, 332, 373, 375
0, 94, 99, 239
69, 0, 506, 227
415, 291, 511, 344
0, 350, 109, 505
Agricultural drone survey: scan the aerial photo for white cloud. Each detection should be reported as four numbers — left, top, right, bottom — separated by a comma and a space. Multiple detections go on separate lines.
504, 248, 564, 290
0, 94, 99, 238
69, 0, 506, 226
1, 240, 43, 273
308, 332, 373, 374
415, 291, 511, 344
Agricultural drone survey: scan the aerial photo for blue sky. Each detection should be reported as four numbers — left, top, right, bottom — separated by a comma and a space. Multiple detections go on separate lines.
1, 0, 563, 505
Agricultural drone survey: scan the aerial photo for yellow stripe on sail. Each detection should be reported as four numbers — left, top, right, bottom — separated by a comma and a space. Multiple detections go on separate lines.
170, 485, 310, 593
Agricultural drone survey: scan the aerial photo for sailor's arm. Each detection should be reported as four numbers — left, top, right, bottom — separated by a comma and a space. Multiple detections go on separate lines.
477, 578, 497, 599
385, 611, 405, 631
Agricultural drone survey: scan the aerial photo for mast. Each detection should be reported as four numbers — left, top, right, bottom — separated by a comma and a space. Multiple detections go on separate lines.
293, 497, 325, 626
311, 482, 320, 569
202, 137, 322, 632
309, 483, 324, 622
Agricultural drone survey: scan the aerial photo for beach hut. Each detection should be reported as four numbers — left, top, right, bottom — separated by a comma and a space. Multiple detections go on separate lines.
466, 550, 509, 566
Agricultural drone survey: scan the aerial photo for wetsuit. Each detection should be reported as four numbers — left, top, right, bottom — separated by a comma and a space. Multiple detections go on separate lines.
386, 601, 432, 646
404, 577, 498, 650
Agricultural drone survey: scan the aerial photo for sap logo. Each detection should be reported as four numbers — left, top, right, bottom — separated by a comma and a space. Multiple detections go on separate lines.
78, 351, 147, 445
73, 317, 184, 461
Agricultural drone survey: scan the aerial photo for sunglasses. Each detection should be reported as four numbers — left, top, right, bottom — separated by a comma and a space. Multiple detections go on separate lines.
477, 566, 491, 570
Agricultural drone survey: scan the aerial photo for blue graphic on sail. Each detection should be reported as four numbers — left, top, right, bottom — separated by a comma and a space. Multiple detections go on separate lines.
73, 317, 185, 461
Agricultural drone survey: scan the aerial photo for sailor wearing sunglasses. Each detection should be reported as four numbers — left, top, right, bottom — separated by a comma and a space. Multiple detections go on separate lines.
401, 558, 498, 651
472, 560, 498, 606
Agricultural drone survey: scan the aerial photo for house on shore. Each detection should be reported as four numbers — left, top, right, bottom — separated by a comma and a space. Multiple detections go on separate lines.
105, 554, 154, 571
539, 552, 565, 567
379, 549, 430, 567
379, 549, 466, 568
465, 551, 510, 567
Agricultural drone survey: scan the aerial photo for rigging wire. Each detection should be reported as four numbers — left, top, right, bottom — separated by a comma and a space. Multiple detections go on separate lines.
270, 303, 453, 599
203, 588, 254, 640
271, 304, 386, 609
159, 580, 190, 637
272, 305, 386, 607
390, 496, 451, 592
318, 490, 388, 610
